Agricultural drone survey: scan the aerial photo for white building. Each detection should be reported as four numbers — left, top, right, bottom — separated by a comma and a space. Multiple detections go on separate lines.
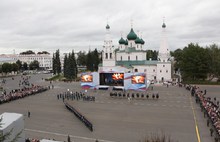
0, 54, 18, 65
0, 53, 52, 69
99, 21, 172, 82
18, 53, 52, 69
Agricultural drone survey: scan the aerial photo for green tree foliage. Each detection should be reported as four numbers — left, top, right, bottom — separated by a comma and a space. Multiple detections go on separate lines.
63, 51, 78, 80
86, 49, 101, 71
77, 51, 87, 66
86, 50, 93, 71
29, 60, 39, 70
171, 48, 183, 72
20, 50, 35, 55
52, 49, 61, 75
173, 43, 211, 81
11, 63, 18, 72
1, 63, 18, 73
23, 62, 28, 70
16, 60, 22, 71
146, 50, 158, 60
2, 63, 12, 74
37, 51, 50, 54
63, 54, 68, 78
92, 49, 100, 71
205, 44, 220, 79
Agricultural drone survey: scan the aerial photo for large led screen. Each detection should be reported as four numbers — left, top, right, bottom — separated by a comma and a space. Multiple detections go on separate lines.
81, 74, 93, 82
100, 73, 124, 86
131, 75, 145, 84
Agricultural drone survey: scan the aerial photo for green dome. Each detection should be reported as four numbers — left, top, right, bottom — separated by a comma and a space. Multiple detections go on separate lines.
106, 24, 110, 29
125, 39, 128, 45
135, 37, 142, 44
162, 22, 166, 28
127, 28, 137, 40
140, 38, 145, 44
119, 37, 126, 44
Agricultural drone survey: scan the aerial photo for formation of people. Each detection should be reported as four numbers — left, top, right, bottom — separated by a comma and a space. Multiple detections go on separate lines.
64, 101, 93, 132
0, 85, 49, 104
57, 91, 95, 102
109, 92, 159, 100
186, 84, 220, 141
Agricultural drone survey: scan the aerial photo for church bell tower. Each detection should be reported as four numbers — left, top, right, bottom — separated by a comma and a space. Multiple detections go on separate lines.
102, 24, 116, 67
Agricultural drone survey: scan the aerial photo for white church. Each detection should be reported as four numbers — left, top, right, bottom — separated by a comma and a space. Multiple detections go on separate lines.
98, 21, 172, 82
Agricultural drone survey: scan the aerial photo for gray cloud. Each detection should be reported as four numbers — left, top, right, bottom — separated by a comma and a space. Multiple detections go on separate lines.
0, 0, 220, 54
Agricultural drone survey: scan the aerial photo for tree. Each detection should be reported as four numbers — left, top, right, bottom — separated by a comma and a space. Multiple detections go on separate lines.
20, 50, 35, 55
23, 62, 28, 70
37, 51, 50, 54
56, 50, 61, 74
206, 44, 220, 79
63, 54, 68, 78
29, 60, 39, 70
16, 60, 22, 71
146, 50, 158, 60
11, 63, 19, 72
173, 43, 209, 81
92, 49, 100, 71
52, 49, 61, 75
63, 51, 78, 80
171, 48, 183, 72
86, 50, 93, 71
2, 63, 12, 74
85, 49, 101, 71
77, 51, 87, 66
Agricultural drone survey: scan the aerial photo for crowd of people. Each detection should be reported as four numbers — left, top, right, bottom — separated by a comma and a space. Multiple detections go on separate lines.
64, 101, 93, 132
186, 84, 220, 141
0, 85, 49, 104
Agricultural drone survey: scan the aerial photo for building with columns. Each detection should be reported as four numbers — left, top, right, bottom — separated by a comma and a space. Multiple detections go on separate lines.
99, 21, 172, 82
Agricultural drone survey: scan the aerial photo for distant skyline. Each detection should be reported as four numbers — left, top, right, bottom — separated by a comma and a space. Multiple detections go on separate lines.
0, 0, 220, 54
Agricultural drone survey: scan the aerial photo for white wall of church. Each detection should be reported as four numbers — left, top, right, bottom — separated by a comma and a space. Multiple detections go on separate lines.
132, 65, 157, 81
102, 60, 116, 67
116, 52, 146, 61
156, 63, 171, 81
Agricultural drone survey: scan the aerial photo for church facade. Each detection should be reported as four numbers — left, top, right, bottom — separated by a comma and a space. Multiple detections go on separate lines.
99, 22, 172, 82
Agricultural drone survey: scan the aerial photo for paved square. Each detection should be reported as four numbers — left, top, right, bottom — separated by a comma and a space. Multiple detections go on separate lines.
0, 74, 218, 142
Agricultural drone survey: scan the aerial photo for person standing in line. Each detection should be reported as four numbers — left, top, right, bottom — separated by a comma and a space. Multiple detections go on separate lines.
28, 111, 30, 118
67, 135, 70, 142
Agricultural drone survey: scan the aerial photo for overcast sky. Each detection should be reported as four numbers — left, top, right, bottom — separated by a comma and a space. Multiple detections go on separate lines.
0, 0, 220, 54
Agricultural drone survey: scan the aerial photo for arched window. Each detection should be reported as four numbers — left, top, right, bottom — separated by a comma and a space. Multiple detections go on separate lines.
121, 56, 122, 61
134, 69, 138, 72
136, 56, 138, 60
128, 56, 130, 61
